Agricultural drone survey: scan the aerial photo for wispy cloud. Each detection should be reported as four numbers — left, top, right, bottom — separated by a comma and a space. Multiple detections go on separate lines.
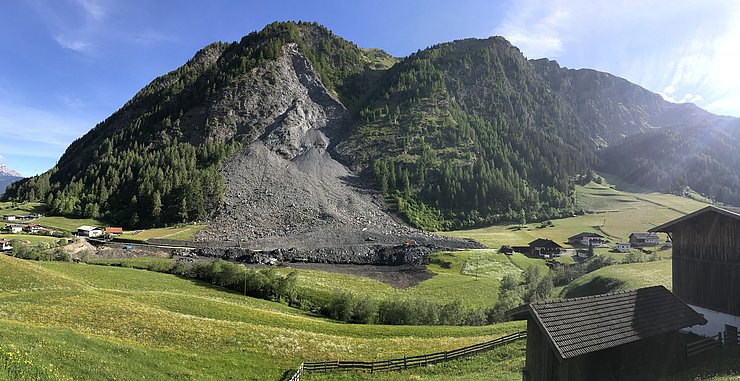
495, 0, 740, 116
494, 3, 569, 58
75, 0, 108, 21
33, 0, 173, 55
53, 34, 93, 53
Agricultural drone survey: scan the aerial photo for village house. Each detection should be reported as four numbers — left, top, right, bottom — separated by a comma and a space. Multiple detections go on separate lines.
628, 232, 660, 247
24, 224, 44, 234
511, 286, 706, 381
650, 205, 740, 342
77, 226, 103, 238
567, 232, 606, 246
0, 239, 12, 251
615, 242, 631, 253
528, 238, 563, 258
4, 224, 23, 234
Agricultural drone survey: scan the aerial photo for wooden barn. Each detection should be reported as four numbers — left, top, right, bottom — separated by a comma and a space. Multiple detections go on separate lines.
511, 286, 706, 381
650, 205, 740, 339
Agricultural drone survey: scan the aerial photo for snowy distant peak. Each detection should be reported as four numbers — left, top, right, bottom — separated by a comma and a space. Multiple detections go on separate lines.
0, 155, 22, 178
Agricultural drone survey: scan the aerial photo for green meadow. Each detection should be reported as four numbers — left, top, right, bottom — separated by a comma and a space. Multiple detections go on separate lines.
0, 254, 524, 380
442, 179, 706, 248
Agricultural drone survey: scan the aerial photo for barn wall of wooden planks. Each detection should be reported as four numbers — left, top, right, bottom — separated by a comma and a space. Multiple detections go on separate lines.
671, 212, 740, 316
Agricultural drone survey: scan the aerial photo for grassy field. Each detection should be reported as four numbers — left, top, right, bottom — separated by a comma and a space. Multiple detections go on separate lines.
115, 224, 207, 242
442, 180, 706, 249
0, 233, 62, 246
404, 250, 519, 308
272, 250, 524, 309
561, 260, 672, 298
303, 339, 526, 381
0, 254, 525, 380
35, 216, 105, 233
0, 202, 45, 216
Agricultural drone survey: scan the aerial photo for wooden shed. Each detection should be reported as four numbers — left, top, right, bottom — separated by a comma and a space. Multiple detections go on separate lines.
511, 286, 706, 381
650, 205, 740, 338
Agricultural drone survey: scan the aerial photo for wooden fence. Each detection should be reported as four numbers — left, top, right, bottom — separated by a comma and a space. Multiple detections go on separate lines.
287, 363, 303, 381
302, 331, 526, 374
685, 333, 722, 358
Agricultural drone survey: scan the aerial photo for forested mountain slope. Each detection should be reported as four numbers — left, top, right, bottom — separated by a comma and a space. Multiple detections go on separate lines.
338, 37, 596, 229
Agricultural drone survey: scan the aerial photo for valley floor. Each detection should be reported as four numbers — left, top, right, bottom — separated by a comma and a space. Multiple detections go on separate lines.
3, 178, 738, 380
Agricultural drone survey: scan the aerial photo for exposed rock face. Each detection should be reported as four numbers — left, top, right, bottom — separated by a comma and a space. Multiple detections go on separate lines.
197, 44, 476, 251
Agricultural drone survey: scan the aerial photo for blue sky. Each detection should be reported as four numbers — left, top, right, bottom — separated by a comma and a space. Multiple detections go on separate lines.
1, 0, 738, 176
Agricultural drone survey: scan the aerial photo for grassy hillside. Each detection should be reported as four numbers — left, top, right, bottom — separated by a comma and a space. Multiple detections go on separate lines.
273, 250, 522, 309
561, 260, 672, 298
442, 179, 706, 248
303, 339, 526, 381
0, 254, 524, 380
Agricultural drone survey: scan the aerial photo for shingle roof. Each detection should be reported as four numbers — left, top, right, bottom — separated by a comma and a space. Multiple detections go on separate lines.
629, 232, 658, 239
651, 205, 740, 232
511, 286, 706, 359
528, 238, 563, 248
568, 232, 605, 240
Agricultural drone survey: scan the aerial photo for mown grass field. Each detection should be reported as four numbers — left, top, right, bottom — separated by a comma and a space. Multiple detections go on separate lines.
0, 254, 525, 380
442, 179, 706, 248
115, 224, 207, 242
0, 233, 62, 246
34, 216, 105, 233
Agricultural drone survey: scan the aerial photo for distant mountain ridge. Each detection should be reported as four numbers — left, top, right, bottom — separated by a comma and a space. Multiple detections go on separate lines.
531, 58, 736, 147
0, 157, 23, 195
4, 21, 739, 239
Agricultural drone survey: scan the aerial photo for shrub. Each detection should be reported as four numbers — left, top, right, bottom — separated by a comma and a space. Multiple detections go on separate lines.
326, 291, 356, 322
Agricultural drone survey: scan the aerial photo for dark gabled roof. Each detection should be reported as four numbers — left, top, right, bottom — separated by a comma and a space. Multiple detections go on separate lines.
629, 232, 658, 239
510, 286, 706, 360
528, 238, 562, 248
568, 232, 605, 240
650, 205, 740, 233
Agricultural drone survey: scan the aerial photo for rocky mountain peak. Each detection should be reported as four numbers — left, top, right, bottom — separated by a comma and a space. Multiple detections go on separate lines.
0, 156, 22, 178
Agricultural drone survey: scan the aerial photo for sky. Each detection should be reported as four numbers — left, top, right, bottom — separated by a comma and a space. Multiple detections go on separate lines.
1, 0, 738, 176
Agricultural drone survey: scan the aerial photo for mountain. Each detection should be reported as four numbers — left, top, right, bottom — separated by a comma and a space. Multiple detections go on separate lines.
529, 59, 740, 204
0, 157, 23, 195
337, 37, 596, 229
531, 58, 735, 147
4, 21, 739, 241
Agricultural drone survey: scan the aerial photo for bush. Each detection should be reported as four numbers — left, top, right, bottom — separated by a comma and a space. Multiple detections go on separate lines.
351, 297, 376, 324
326, 291, 356, 322
52, 247, 71, 262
